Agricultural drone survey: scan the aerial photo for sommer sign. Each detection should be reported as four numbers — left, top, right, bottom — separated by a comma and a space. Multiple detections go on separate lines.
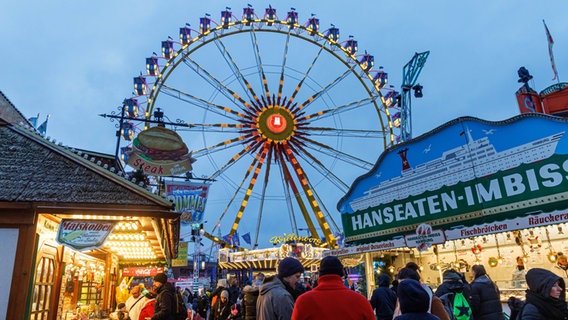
338, 114, 568, 244
165, 181, 210, 225
56, 219, 116, 251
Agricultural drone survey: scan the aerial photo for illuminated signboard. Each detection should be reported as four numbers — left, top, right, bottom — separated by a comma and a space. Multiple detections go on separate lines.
56, 219, 116, 251
338, 114, 568, 244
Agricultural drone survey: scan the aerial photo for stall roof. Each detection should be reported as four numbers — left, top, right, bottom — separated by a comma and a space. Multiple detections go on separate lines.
0, 118, 180, 260
0, 119, 174, 211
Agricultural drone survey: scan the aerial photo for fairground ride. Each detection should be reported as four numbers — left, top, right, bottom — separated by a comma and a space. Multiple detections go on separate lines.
105, 5, 401, 250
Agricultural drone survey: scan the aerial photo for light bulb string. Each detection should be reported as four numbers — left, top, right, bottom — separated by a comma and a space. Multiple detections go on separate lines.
545, 228, 555, 254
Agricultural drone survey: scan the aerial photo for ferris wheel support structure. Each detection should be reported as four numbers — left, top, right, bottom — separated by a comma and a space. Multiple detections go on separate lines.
399, 51, 429, 142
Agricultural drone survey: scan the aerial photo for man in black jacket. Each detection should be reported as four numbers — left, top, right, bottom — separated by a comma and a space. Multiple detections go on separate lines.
152, 272, 176, 320
370, 273, 397, 320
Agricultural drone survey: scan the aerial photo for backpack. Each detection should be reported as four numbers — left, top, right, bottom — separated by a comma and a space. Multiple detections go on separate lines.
507, 296, 526, 320
440, 292, 472, 320
174, 291, 188, 320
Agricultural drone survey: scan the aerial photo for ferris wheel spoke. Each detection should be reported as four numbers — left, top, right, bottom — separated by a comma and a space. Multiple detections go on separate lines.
282, 142, 336, 247
181, 56, 257, 114
176, 123, 248, 134
161, 84, 250, 121
302, 126, 386, 139
275, 147, 321, 242
207, 138, 265, 180
296, 136, 374, 170
210, 149, 264, 236
277, 160, 300, 237
192, 134, 254, 158
229, 143, 270, 236
277, 31, 292, 101
296, 95, 380, 123
307, 178, 342, 234
212, 34, 263, 109
252, 147, 273, 248
294, 64, 357, 113
248, 27, 271, 98
288, 142, 349, 192
289, 46, 325, 103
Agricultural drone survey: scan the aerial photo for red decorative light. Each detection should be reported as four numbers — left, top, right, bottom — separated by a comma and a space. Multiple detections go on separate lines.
267, 114, 286, 133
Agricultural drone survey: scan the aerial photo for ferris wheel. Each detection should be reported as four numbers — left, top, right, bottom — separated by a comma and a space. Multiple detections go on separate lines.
116, 6, 397, 249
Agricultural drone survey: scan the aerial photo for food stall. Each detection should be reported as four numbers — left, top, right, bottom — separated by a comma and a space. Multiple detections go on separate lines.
0, 117, 179, 319
328, 114, 568, 300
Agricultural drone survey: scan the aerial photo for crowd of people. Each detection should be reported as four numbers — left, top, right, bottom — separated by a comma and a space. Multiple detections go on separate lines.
112, 257, 568, 320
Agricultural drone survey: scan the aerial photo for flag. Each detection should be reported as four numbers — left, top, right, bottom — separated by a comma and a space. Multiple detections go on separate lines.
233, 231, 240, 247
37, 115, 50, 135
543, 20, 559, 81
28, 113, 39, 128
222, 233, 233, 245
242, 232, 251, 245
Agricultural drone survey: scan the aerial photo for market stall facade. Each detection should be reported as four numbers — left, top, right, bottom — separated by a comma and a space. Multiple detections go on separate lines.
0, 116, 179, 320
330, 113, 568, 298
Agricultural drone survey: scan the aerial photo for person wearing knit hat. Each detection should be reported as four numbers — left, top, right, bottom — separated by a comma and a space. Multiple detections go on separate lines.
392, 268, 449, 320
394, 279, 440, 320
210, 289, 231, 320
152, 272, 176, 319
434, 269, 471, 301
257, 257, 304, 320
318, 256, 344, 277
278, 256, 305, 278
291, 256, 375, 320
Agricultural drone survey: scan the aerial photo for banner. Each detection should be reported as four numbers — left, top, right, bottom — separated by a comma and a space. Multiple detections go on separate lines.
56, 219, 116, 251
165, 181, 210, 225
126, 126, 195, 176
172, 241, 189, 266
122, 267, 165, 277
339, 114, 568, 244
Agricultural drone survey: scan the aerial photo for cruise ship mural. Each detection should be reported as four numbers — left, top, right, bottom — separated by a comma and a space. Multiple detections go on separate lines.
338, 114, 568, 244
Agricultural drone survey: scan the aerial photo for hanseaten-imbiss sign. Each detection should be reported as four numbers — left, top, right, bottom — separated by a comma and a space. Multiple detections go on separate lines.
338, 114, 568, 244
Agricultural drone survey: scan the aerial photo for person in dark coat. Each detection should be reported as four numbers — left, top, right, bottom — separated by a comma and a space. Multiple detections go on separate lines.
196, 288, 209, 319
370, 273, 397, 320
520, 268, 568, 320
152, 273, 175, 320
394, 279, 440, 320
469, 265, 502, 320
209, 290, 231, 320
227, 278, 240, 306
435, 269, 471, 301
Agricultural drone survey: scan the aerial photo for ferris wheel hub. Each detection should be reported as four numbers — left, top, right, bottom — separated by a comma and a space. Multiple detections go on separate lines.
257, 105, 295, 142
266, 114, 287, 133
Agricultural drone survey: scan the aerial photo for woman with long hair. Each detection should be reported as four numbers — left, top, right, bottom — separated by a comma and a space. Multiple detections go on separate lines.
469, 265, 503, 320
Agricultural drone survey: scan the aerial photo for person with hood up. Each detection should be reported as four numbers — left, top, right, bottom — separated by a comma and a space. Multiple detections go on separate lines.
394, 279, 440, 320
257, 257, 304, 320
209, 290, 231, 320
435, 270, 471, 299
469, 265, 502, 320
291, 256, 375, 320
520, 268, 568, 320
370, 273, 397, 320
152, 273, 176, 320
392, 268, 449, 320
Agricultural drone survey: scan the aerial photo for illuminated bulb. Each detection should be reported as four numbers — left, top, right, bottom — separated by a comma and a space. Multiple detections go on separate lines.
498, 257, 503, 264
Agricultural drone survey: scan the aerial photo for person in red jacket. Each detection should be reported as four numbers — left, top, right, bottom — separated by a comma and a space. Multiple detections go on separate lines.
291, 256, 375, 320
